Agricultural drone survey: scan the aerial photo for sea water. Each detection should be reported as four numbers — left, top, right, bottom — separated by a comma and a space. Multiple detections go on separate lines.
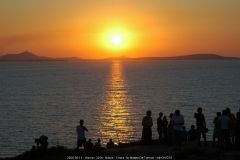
0, 60, 240, 157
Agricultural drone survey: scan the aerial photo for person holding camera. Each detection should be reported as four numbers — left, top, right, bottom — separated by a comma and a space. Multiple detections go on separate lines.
194, 107, 207, 146
76, 119, 88, 149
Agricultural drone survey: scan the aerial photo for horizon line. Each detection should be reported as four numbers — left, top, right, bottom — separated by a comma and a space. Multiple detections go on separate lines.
1, 51, 240, 60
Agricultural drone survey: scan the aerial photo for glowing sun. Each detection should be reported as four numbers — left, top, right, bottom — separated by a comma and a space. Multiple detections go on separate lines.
111, 35, 123, 46
99, 27, 134, 51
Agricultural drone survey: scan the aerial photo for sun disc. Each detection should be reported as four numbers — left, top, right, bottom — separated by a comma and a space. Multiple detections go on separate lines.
99, 27, 134, 52
112, 35, 123, 45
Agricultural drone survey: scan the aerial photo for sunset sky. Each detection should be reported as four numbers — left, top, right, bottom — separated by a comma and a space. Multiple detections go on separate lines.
0, 0, 240, 59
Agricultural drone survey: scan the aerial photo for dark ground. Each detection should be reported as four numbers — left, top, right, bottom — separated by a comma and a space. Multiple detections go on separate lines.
1, 141, 240, 160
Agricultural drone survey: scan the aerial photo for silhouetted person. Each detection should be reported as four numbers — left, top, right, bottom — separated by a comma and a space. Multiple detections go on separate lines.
141, 110, 153, 144
226, 108, 236, 143
182, 126, 187, 142
219, 110, 231, 145
213, 112, 221, 146
84, 139, 93, 150
35, 135, 48, 150
157, 112, 163, 140
194, 107, 207, 146
31, 145, 36, 151
94, 138, 102, 149
76, 119, 88, 149
106, 139, 115, 149
188, 125, 197, 141
172, 110, 184, 148
235, 112, 240, 144
168, 113, 174, 128
167, 113, 174, 145
162, 116, 168, 140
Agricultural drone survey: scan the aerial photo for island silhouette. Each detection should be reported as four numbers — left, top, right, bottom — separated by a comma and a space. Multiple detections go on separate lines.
0, 51, 239, 61
0, 51, 82, 61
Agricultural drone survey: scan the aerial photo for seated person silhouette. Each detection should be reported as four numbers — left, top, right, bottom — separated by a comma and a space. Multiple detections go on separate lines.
35, 135, 48, 150
106, 139, 115, 149
84, 139, 93, 150
188, 125, 197, 141
94, 138, 102, 149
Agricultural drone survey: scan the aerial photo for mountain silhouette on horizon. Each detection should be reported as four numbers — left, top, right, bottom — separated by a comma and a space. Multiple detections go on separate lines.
105, 53, 239, 60
0, 51, 51, 61
133, 53, 239, 60
0, 51, 239, 61
0, 51, 81, 61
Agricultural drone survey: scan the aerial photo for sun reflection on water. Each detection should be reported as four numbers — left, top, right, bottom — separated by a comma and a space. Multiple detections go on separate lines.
98, 61, 134, 143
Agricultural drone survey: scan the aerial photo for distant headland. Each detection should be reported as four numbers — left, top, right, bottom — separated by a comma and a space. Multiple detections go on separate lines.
0, 51, 239, 61
0, 51, 82, 61
106, 54, 240, 60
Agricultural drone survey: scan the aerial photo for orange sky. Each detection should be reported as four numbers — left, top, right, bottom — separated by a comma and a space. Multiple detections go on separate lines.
0, 0, 240, 58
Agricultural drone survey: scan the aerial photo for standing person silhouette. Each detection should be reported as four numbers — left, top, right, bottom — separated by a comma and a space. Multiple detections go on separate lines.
76, 119, 88, 149
226, 108, 236, 143
162, 116, 168, 140
235, 112, 240, 144
219, 110, 231, 145
172, 110, 184, 149
212, 112, 221, 146
194, 107, 207, 146
141, 110, 153, 144
157, 112, 163, 140
167, 113, 174, 145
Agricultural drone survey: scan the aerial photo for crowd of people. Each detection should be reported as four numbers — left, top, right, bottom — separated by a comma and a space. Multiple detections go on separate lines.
75, 107, 240, 151
212, 108, 240, 146
30, 107, 240, 153
142, 107, 240, 148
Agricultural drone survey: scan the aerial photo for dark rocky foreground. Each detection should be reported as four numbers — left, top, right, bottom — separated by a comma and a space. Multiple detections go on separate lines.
1, 141, 240, 160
